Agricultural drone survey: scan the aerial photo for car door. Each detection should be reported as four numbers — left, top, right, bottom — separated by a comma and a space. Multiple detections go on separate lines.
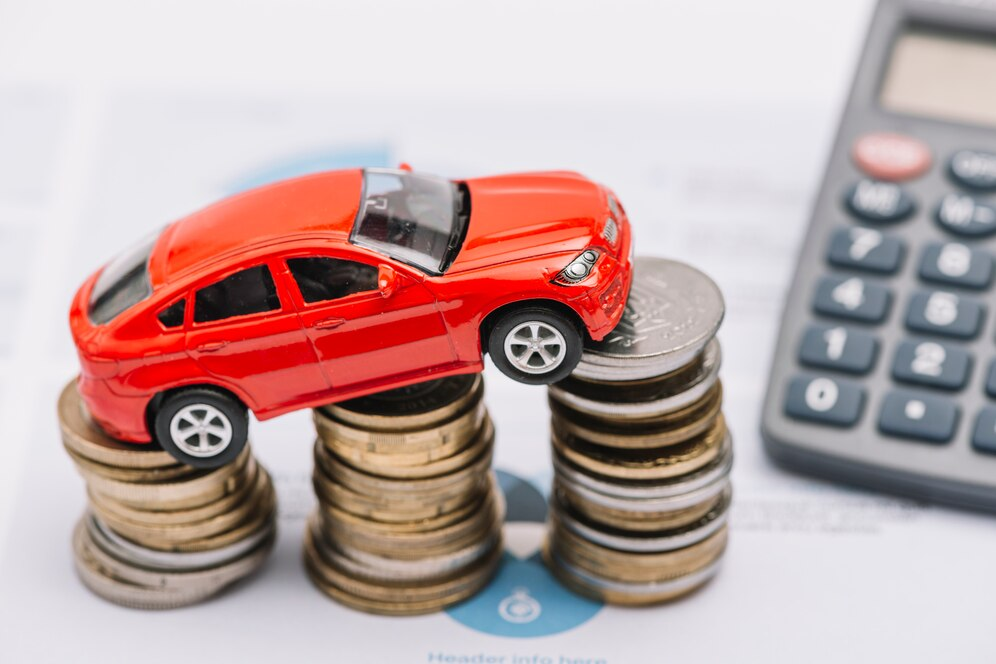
186, 261, 330, 411
280, 252, 455, 392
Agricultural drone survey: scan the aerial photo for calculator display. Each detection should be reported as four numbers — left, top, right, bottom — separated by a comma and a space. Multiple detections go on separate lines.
880, 27, 996, 128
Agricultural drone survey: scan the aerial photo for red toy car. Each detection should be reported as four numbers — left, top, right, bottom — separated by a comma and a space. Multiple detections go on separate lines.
70, 167, 633, 466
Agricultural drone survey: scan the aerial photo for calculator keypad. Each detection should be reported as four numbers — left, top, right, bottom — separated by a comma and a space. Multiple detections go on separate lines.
785, 140, 996, 461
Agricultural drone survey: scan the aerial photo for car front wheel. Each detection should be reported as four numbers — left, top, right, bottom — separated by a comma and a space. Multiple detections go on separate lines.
487, 307, 583, 385
153, 387, 248, 468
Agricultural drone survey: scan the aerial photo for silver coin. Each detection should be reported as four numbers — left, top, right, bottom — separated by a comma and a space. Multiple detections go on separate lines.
547, 547, 723, 597
552, 432, 733, 503
552, 492, 730, 553
556, 472, 731, 515
87, 512, 275, 572
574, 257, 725, 381
551, 339, 721, 419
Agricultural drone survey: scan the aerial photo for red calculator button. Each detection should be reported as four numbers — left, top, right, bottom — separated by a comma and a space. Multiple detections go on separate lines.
852, 132, 932, 182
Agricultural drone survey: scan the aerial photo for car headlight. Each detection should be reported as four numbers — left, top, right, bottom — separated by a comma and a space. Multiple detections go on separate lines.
553, 249, 601, 285
602, 217, 618, 246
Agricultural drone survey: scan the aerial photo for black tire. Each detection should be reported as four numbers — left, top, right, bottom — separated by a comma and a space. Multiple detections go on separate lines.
153, 387, 248, 469
487, 306, 583, 385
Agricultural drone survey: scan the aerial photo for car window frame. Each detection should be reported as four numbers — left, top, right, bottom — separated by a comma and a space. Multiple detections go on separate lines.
154, 295, 189, 331
189, 260, 289, 328
279, 248, 402, 311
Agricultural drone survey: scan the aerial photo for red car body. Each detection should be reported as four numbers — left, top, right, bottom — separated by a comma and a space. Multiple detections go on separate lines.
70, 168, 633, 444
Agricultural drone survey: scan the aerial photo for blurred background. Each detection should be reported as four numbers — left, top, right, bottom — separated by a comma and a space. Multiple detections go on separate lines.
1, 1, 992, 662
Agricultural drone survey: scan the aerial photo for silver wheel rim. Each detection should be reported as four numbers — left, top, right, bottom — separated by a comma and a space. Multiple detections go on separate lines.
503, 321, 567, 375
169, 403, 234, 458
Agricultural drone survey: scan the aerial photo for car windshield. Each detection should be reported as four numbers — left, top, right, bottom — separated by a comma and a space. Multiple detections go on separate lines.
88, 232, 157, 325
351, 170, 468, 274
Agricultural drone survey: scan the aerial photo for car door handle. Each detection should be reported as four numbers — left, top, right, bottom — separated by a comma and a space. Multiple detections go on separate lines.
313, 317, 346, 330
195, 340, 229, 352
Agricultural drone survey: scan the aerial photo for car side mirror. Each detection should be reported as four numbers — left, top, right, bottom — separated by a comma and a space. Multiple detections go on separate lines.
378, 265, 399, 298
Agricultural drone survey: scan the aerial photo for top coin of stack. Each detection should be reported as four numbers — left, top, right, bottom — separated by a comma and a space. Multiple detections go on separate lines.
544, 256, 732, 605
307, 375, 504, 615
59, 380, 277, 609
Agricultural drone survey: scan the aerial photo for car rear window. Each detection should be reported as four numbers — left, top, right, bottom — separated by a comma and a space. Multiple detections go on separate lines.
88, 233, 157, 325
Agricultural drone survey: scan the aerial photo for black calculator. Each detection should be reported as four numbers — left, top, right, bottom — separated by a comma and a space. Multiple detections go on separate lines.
761, 0, 996, 511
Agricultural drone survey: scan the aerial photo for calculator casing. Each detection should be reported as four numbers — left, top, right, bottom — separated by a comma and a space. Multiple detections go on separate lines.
761, 0, 996, 510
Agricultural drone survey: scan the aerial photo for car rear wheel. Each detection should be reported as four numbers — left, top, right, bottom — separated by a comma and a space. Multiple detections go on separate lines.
154, 388, 248, 469
488, 306, 583, 385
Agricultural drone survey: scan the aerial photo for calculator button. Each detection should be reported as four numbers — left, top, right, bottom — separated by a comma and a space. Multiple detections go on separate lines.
972, 408, 996, 455
878, 390, 959, 444
852, 132, 931, 182
936, 194, 996, 237
827, 227, 904, 274
844, 180, 915, 223
949, 150, 996, 191
918, 242, 993, 290
905, 290, 984, 339
813, 275, 891, 323
984, 360, 996, 398
891, 340, 972, 391
799, 325, 878, 374
785, 375, 865, 427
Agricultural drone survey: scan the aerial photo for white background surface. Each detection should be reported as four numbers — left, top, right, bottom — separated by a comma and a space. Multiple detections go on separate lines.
1, 1, 994, 662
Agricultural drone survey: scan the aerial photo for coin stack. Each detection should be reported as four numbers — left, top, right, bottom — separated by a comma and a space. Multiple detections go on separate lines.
306, 374, 504, 615
544, 256, 732, 605
59, 381, 277, 609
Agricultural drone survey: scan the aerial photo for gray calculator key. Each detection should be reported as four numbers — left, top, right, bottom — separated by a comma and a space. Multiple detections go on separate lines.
799, 324, 878, 374
785, 375, 865, 426
985, 360, 996, 398
936, 194, 996, 237
878, 390, 959, 444
905, 290, 984, 339
844, 180, 915, 223
813, 275, 891, 322
972, 408, 996, 455
827, 227, 904, 274
949, 150, 996, 192
919, 242, 993, 290
891, 339, 972, 390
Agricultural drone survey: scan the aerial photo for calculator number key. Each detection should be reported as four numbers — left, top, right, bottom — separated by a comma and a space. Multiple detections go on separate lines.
891, 340, 971, 390
845, 180, 915, 223
919, 242, 993, 289
972, 407, 996, 455
785, 375, 865, 427
814, 275, 892, 323
936, 194, 996, 237
799, 325, 878, 374
879, 390, 959, 444
905, 290, 985, 339
827, 227, 904, 274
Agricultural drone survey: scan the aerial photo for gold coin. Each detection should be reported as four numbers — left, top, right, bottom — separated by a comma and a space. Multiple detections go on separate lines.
58, 379, 175, 469
313, 474, 486, 523
317, 486, 487, 535
84, 459, 260, 527
90, 466, 273, 545
555, 481, 729, 532
323, 416, 495, 480
84, 446, 252, 510
550, 382, 723, 450
315, 399, 486, 462
320, 374, 483, 431
552, 416, 726, 482
312, 437, 490, 500
65, 445, 194, 484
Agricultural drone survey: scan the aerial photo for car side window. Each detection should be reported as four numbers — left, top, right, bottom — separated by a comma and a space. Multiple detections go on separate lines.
194, 265, 281, 323
287, 257, 378, 304
157, 299, 186, 328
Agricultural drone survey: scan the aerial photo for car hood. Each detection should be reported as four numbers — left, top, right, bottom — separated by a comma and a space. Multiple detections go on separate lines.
448, 171, 604, 273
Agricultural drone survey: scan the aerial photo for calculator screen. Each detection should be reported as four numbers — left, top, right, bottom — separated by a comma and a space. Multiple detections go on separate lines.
880, 26, 996, 128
